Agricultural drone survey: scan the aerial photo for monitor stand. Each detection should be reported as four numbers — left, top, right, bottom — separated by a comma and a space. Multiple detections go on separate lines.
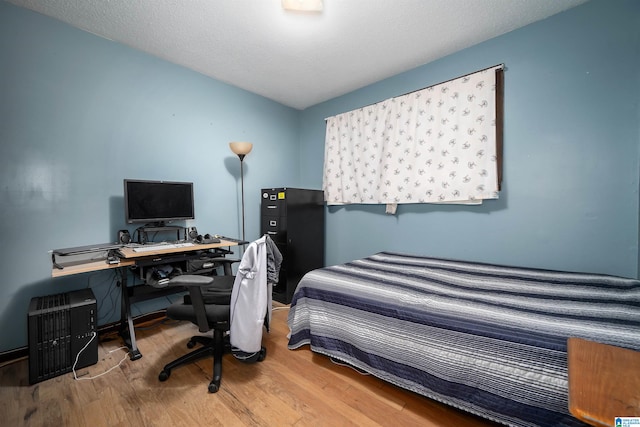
137, 225, 184, 244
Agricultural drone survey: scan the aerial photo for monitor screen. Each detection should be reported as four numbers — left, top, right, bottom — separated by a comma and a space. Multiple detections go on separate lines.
124, 179, 195, 225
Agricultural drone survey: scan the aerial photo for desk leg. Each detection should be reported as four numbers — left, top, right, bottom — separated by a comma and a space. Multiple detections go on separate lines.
118, 269, 143, 360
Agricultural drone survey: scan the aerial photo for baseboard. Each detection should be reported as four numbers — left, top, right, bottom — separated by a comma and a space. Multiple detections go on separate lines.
0, 310, 167, 365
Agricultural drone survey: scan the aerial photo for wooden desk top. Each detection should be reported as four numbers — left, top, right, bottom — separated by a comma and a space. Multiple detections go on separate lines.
51, 258, 136, 278
568, 337, 640, 427
118, 240, 237, 258
52, 240, 238, 278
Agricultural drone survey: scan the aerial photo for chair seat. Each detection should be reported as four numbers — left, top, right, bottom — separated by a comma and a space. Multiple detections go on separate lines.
167, 302, 230, 325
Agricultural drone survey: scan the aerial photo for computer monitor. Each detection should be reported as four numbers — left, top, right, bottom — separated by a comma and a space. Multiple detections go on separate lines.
124, 179, 195, 226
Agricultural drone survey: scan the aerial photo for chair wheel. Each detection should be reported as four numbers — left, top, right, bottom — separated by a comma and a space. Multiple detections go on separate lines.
159, 370, 170, 381
208, 383, 219, 393
257, 347, 267, 362
187, 340, 196, 349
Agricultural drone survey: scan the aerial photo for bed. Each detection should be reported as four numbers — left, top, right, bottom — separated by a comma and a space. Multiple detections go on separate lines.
287, 252, 640, 427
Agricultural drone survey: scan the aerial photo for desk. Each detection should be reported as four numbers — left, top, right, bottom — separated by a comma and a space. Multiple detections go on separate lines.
567, 337, 640, 426
51, 239, 242, 360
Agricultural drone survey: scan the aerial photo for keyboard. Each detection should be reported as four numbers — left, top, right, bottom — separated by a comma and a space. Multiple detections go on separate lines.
132, 242, 195, 253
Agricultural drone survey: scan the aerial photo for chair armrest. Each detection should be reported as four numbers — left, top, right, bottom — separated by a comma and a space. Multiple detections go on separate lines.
168, 275, 215, 287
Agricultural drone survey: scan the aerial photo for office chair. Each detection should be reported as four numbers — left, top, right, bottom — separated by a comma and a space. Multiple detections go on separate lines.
158, 236, 279, 393
158, 273, 240, 393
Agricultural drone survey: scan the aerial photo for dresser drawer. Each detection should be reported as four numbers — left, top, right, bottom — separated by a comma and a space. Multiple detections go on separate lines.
261, 189, 286, 216
261, 215, 287, 243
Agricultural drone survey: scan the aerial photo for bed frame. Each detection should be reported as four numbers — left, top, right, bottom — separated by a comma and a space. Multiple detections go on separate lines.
287, 252, 640, 427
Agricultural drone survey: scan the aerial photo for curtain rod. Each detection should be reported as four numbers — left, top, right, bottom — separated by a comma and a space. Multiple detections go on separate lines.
325, 63, 505, 120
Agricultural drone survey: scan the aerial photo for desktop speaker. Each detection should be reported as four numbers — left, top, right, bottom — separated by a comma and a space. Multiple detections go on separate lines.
118, 229, 131, 244
196, 233, 220, 244
28, 288, 98, 384
188, 227, 198, 240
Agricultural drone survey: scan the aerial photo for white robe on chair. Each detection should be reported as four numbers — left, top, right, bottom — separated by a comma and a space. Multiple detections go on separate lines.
229, 236, 272, 354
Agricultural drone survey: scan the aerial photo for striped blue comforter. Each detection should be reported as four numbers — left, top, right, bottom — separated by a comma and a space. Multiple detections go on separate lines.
287, 252, 640, 427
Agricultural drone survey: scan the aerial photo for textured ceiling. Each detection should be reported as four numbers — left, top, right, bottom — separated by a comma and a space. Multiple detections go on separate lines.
8, 0, 588, 110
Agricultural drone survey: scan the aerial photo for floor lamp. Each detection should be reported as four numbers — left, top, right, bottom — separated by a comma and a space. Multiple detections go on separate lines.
229, 141, 253, 241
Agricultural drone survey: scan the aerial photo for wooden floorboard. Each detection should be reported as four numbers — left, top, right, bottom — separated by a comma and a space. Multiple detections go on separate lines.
0, 305, 500, 426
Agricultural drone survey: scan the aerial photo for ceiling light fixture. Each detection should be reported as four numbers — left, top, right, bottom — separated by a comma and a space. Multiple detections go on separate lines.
282, 0, 323, 12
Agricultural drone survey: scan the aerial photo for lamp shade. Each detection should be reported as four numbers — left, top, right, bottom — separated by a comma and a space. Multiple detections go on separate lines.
229, 141, 253, 157
282, 0, 323, 12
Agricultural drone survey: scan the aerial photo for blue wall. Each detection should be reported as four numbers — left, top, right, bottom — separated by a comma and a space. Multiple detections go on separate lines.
0, 2, 300, 352
300, 0, 640, 277
1, 0, 639, 354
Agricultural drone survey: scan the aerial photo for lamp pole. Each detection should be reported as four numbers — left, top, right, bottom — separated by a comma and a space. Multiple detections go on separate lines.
239, 154, 246, 241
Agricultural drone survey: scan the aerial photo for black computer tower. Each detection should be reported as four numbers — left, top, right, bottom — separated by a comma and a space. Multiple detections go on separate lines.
261, 188, 325, 304
28, 288, 98, 384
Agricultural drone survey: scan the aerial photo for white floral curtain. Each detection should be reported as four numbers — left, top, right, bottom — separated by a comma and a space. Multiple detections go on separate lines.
323, 65, 503, 211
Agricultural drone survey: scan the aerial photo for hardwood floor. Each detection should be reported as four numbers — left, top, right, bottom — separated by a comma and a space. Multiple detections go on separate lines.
0, 305, 500, 426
